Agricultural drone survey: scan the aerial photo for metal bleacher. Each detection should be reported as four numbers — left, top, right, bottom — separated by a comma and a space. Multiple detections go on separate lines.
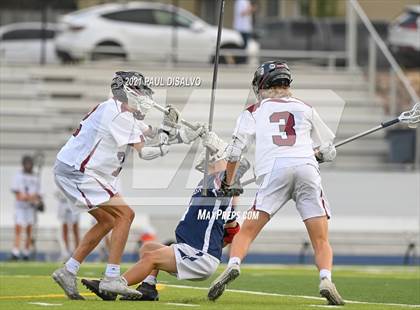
0, 62, 389, 169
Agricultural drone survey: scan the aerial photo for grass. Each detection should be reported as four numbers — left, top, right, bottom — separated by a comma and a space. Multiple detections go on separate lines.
0, 262, 419, 309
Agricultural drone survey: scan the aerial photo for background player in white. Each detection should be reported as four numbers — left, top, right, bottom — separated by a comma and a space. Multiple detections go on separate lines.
10, 155, 42, 260
55, 190, 80, 261
52, 71, 203, 300
208, 61, 344, 305
80, 133, 248, 301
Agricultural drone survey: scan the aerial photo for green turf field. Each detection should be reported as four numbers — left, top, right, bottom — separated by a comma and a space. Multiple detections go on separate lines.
0, 262, 419, 309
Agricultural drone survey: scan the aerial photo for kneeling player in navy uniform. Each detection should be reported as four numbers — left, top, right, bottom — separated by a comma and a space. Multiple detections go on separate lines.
82, 132, 249, 301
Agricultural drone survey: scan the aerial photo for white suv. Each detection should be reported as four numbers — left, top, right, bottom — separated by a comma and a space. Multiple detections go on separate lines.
55, 2, 244, 63
388, 5, 420, 67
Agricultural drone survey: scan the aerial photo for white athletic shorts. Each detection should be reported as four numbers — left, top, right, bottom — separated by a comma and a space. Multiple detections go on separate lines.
15, 206, 36, 226
57, 203, 80, 224
172, 243, 220, 281
254, 163, 331, 221
54, 160, 117, 213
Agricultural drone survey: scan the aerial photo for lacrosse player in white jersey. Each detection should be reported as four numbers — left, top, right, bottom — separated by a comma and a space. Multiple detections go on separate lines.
208, 61, 344, 305
52, 71, 204, 300
10, 155, 42, 260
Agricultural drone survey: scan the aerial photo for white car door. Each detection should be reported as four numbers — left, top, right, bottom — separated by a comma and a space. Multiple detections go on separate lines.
0, 29, 42, 63
0, 28, 58, 64
101, 9, 171, 61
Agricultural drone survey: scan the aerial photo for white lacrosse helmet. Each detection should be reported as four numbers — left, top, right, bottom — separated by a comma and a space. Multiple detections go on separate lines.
195, 132, 228, 173
111, 71, 154, 117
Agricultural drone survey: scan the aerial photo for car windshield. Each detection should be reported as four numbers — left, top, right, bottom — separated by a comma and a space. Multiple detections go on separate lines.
102, 8, 194, 28
397, 11, 419, 27
153, 10, 193, 27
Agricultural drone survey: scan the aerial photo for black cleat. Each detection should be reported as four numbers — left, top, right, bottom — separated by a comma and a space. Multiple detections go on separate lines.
81, 279, 117, 301
120, 282, 159, 301
9, 254, 19, 261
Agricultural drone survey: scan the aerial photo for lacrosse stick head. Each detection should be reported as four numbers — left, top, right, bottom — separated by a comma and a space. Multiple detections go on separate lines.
399, 102, 420, 129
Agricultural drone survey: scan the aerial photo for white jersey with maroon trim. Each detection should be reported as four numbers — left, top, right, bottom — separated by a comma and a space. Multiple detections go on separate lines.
11, 171, 41, 209
233, 96, 335, 178
57, 98, 145, 183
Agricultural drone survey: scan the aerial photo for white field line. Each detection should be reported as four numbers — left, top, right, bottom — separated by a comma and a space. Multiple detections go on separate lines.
27, 302, 62, 307
165, 284, 420, 308
165, 303, 200, 307
1, 274, 418, 308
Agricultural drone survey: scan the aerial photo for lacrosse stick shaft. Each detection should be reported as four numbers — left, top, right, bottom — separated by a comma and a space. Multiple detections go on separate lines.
152, 101, 201, 130
203, 0, 225, 195
334, 118, 399, 147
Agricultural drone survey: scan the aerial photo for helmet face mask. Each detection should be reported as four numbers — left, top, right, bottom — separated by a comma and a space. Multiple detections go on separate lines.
252, 61, 292, 98
111, 71, 154, 117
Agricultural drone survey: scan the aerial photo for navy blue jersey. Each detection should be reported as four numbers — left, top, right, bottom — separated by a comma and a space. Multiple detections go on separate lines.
175, 173, 234, 260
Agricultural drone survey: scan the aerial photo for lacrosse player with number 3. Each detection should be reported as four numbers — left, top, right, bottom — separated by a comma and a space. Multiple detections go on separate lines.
208, 61, 345, 306
52, 71, 204, 300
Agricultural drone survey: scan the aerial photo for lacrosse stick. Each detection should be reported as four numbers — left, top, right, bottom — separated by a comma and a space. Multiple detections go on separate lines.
151, 101, 202, 131
31, 151, 45, 260
334, 102, 419, 147
203, 0, 225, 195
242, 102, 420, 186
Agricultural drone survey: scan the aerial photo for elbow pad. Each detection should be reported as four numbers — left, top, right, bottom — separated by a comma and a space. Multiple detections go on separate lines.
225, 135, 248, 162
138, 145, 169, 160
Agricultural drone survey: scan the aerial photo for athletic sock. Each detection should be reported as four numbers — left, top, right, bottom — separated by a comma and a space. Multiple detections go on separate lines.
143, 275, 157, 286
22, 248, 30, 257
320, 269, 332, 281
105, 264, 120, 278
65, 257, 81, 275
11, 248, 20, 257
228, 256, 241, 267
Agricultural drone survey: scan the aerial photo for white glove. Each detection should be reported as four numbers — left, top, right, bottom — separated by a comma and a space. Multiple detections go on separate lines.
179, 123, 206, 144
159, 131, 169, 145
318, 143, 336, 162
162, 105, 180, 127
160, 105, 180, 139
202, 131, 224, 154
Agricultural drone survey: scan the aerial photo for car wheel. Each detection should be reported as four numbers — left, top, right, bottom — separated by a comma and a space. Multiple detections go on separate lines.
91, 41, 126, 61
212, 43, 244, 65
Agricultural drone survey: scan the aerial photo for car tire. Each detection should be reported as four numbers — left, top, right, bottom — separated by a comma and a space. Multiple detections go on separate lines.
91, 41, 126, 61
212, 43, 244, 65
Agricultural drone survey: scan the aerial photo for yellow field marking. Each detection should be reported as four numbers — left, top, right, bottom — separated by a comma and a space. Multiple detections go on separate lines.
0, 293, 95, 300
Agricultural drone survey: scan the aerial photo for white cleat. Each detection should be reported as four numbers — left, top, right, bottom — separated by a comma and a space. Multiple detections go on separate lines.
99, 276, 142, 298
208, 264, 241, 301
319, 277, 345, 305
52, 267, 85, 300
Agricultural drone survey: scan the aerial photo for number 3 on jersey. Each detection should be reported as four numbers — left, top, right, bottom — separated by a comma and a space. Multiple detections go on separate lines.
269, 112, 296, 146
